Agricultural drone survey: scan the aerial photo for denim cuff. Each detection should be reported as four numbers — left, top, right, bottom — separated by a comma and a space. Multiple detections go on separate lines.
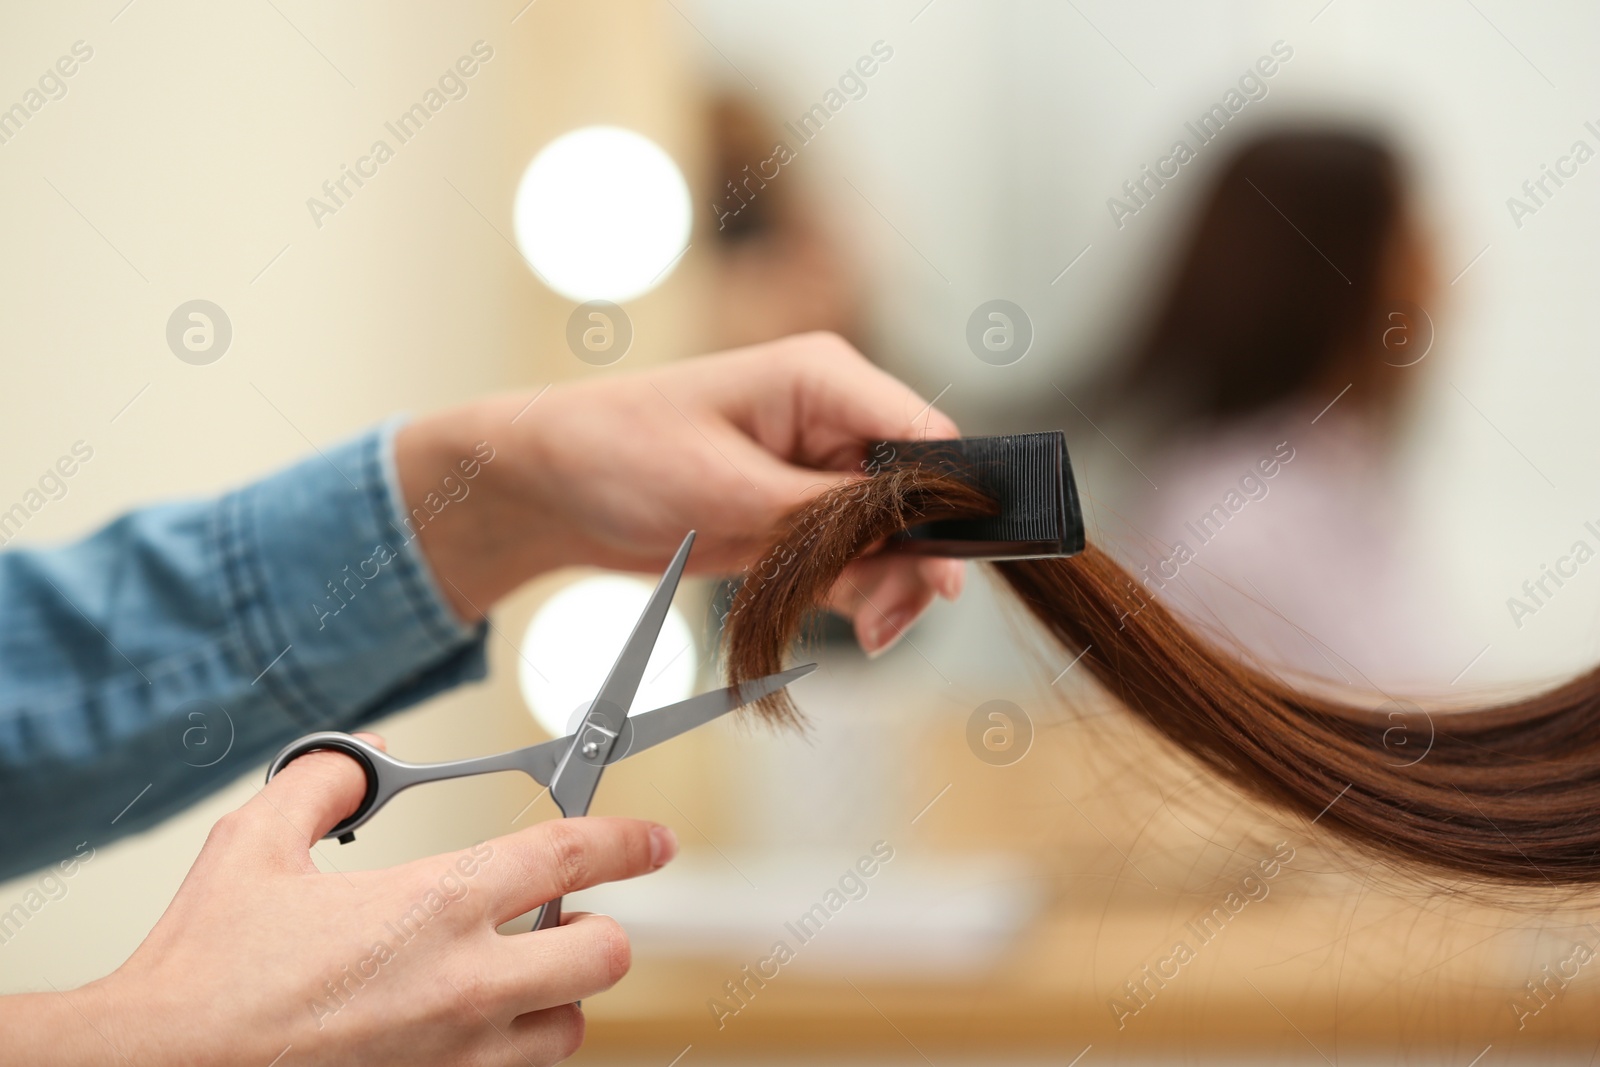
217, 417, 488, 732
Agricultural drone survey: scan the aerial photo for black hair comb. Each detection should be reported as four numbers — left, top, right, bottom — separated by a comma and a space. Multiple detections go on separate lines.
871, 430, 1085, 560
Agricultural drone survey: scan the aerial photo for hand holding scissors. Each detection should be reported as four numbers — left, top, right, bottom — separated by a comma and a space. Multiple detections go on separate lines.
266, 530, 814, 930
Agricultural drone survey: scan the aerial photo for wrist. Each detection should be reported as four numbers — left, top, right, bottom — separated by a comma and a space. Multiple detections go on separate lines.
0, 982, 141, 1065
394, 395, 562, 621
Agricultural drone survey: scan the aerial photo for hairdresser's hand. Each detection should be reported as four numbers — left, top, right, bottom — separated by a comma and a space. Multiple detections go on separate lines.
0, 734, 677, 1066
399, 332, 964, 656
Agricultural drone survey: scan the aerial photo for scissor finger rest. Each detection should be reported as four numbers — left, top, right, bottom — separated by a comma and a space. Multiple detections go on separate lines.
265, 730, 557, 843
265, 732, 396, 842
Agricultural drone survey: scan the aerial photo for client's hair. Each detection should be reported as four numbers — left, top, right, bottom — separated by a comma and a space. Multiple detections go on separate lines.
724, 466, 1600, 886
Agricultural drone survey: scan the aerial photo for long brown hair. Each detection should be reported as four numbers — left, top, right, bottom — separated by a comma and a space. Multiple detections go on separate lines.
725, 466, 1600, 886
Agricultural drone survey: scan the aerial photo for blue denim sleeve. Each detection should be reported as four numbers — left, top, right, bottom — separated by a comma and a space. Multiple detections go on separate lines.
0, 419, 488, 880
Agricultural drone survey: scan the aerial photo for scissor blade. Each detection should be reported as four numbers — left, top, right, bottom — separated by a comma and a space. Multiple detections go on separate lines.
608, 663, 818, 764
591, 531, 696, 722
545, 532, 697, 819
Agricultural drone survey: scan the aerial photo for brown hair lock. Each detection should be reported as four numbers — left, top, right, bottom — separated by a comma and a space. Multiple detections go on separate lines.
724, 463, 1600, 886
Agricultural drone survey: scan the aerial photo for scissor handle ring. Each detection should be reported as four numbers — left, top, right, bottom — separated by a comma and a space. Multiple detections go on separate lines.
264, 732, 382, 842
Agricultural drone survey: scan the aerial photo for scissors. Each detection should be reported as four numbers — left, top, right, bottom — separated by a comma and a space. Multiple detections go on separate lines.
265, 530, 815, 931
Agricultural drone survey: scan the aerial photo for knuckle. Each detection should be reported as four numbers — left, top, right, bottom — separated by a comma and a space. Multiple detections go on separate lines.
203, 809, 250, 851
778, 330, 848, 366
807, 329, 852, 354
541, 822, 590, 895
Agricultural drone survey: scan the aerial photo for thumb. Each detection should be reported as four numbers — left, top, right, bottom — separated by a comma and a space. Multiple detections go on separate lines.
247, 732, 387, 855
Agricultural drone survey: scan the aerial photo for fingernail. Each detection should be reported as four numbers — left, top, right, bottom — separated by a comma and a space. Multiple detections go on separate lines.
864, 609, 916, 659
650, 825, 678, 868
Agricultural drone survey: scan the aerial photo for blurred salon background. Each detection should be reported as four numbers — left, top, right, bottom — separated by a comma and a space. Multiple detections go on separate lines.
4, 1, 1600, 1063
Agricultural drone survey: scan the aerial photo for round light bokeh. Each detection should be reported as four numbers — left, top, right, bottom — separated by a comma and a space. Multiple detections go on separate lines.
513, 125, 692, 303
518, 575, 699, 740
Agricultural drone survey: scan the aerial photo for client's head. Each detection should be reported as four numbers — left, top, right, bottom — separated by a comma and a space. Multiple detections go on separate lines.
1112, 128, 1431, 434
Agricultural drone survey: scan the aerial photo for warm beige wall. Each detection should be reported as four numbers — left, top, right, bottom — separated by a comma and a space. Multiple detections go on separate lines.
0, 0, 707, 990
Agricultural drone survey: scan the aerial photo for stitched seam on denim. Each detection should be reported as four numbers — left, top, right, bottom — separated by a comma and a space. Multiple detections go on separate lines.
0, 508, 243, 730
221, 485, 324, 730
218, 486, 301, 726
0, 631, 236, 726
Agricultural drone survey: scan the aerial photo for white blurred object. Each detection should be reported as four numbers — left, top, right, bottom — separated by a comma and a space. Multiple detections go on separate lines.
513, 125, 692, 302
570, 850, 1042, 976
518, 575, 698, 738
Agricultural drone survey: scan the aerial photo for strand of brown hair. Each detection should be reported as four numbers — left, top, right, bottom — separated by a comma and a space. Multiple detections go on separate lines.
723, 463, 1600, 885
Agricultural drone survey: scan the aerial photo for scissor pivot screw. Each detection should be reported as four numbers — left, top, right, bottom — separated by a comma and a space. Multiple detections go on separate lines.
581, 741, 601, 758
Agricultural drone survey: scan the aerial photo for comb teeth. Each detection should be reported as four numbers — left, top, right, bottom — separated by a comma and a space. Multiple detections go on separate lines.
873, 431, 1086, 560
